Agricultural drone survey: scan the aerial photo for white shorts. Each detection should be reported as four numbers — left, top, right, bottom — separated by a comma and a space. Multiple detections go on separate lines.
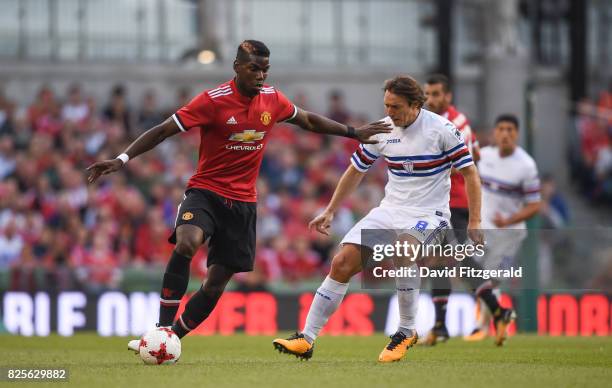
475, 229, 527, 270
341, 206, 449, 251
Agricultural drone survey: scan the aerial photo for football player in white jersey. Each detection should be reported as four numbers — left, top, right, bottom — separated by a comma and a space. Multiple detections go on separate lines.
463, 114, 541, 344
272, 75, 484, 362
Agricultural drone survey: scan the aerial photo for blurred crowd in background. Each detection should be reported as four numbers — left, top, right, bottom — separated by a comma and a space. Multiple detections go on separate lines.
570, 85, 612, 204
0, 83, 387, 292
0, 82, 609, 293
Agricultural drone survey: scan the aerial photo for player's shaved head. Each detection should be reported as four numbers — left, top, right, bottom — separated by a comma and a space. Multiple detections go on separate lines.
236, 40, 270, 62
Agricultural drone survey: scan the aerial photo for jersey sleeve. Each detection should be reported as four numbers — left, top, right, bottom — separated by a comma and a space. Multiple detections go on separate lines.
350, 143, 380, 173
275, 89, 298, 122
172, 92, 215, 131
441, 122, 474, 170
522, 161, 541, 203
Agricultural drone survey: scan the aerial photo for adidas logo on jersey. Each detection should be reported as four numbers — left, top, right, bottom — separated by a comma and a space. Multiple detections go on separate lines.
226, 116, 238, 125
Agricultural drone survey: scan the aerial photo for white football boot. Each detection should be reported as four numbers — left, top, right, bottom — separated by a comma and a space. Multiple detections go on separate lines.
127, 339, 140, 354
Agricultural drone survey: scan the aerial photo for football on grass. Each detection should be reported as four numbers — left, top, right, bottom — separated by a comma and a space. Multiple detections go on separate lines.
139, 327, 182, 365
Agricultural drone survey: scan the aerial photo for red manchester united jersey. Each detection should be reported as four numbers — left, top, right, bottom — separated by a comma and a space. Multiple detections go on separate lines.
172, 79, 296, 202
443, 105, 478, 209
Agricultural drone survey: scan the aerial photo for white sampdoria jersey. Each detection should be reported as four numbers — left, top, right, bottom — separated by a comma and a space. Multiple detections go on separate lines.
478, 146, 541, 229
350, 109, 473, 219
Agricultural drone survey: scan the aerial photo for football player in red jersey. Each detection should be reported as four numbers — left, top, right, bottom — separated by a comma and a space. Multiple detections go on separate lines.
422, 74, 481, 345
86, 40, 391, 351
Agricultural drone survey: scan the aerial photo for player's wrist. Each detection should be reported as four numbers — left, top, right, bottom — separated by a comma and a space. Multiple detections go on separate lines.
324, 207, 336, 215
499, 217, 512, 226
345, 125, 357, 139
116, 153, 129, 165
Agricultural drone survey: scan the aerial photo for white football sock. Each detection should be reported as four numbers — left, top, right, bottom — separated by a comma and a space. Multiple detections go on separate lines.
302, 276, 349, 343
396, 272, 420, 334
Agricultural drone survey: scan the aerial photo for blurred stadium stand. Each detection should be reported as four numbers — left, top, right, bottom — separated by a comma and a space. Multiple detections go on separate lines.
0, 0, 610, 296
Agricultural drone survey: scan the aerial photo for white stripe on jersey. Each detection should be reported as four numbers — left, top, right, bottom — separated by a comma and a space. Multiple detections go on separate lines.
280, 105, 298, 122
208, 89, 231, 97
159, 298, 181, 305
172, 114, 186, 132
454, 153, 473, 169
210, 85, 230, 92
209, 90, 233, 99
260, 87, 276, 94
208, 85, 231, 95
208, 87, 232, 98
174, 192, 187, 225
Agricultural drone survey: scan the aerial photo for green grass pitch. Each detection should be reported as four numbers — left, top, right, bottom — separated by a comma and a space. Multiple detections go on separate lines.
2, 334, 611, 388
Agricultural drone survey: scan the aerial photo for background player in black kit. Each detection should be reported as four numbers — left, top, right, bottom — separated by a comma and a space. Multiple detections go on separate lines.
86, 40, 391, 351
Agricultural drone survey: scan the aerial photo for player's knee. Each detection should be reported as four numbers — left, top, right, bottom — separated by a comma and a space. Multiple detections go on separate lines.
330, 252, 360, 282
174, 236, 200, 258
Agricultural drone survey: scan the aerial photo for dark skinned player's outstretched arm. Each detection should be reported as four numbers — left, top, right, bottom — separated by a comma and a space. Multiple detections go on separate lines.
86, 117, 180, 184
288, 107, 391, 144
86, 110, 390, 184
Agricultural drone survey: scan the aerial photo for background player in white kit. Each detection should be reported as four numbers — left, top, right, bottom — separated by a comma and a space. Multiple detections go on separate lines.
466, 114, 541, 341
272, 75, 484, 362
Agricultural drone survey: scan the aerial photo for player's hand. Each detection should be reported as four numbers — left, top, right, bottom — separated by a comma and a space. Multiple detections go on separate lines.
308, 210, 334, 235
355, 120, 392, 144
467, 221, 484, 246
493, 213, 507, 228
86, 159, 123, 184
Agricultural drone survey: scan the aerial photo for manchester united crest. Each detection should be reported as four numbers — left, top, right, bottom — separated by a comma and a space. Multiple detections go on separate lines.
402, 160, 414, 173
260, 111, 272, 126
